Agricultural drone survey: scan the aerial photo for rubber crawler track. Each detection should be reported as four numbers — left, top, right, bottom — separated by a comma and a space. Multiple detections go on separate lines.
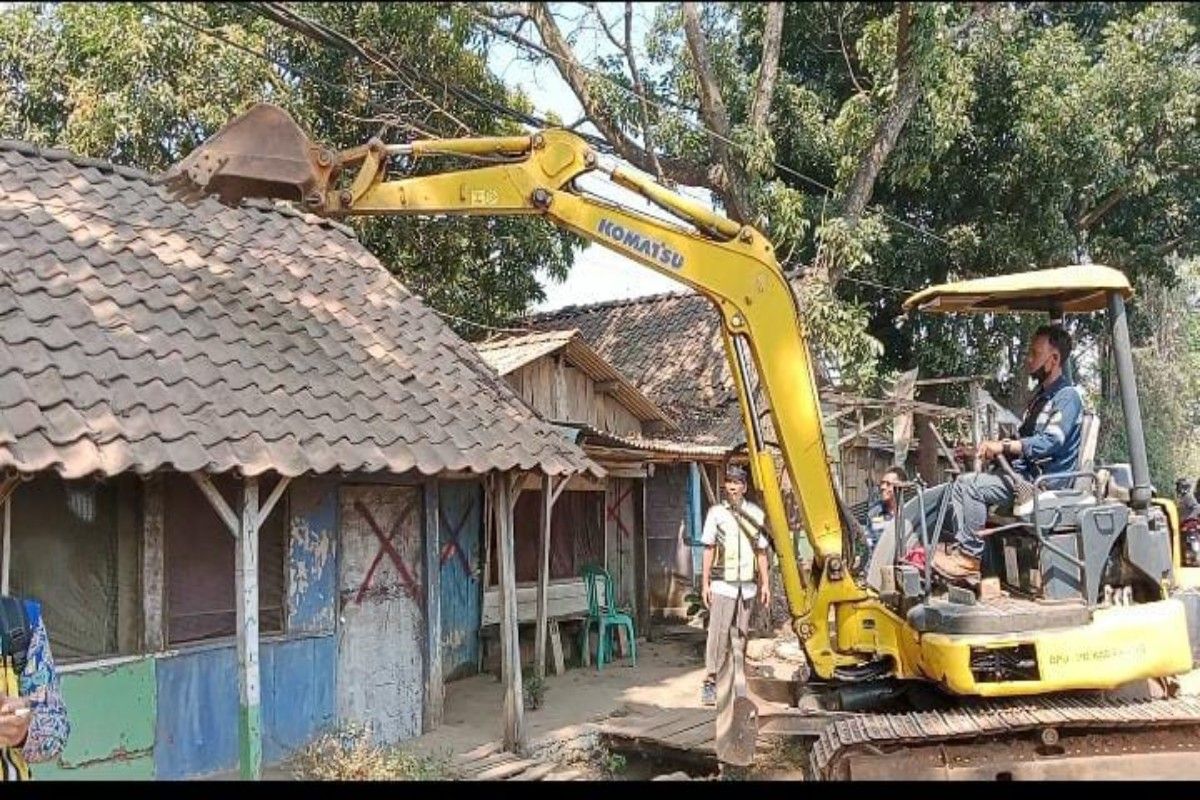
811, 694, 1200, 779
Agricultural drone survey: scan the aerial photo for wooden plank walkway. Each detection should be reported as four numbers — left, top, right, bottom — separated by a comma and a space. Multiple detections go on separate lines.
598, 708, 718, 758
451, 741, 589, 781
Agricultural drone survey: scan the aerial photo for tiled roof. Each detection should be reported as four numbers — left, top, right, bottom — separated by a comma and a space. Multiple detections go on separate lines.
0, 139, 601, 479
526, 292, 741, 444
474, 329, 671, 425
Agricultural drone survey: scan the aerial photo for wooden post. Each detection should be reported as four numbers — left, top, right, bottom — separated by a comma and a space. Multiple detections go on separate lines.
1, 492, 10, 596
495, 473, 525, 752
534, 473, 552, 681
191, 472, 289, 781
142, 474, 165, 653
236, 475, 262, 780
423, 480, 444, 732
641, 478, 651, 642
0, 473, 20, 594
478, 477, 493, 674
969, 381, 984, 473
535, 475, 569, 679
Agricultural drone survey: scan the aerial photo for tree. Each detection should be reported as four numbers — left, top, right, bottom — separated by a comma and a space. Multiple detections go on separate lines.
0, 2, 578, 333
1098, 259, 1200, 493
475, 3, 1200, 403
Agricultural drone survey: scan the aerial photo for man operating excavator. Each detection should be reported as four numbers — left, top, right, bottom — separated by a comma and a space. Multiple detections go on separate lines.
896, 324, 1084, 583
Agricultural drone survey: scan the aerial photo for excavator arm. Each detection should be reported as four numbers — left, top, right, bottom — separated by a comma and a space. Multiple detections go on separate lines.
165, 105, 861, 641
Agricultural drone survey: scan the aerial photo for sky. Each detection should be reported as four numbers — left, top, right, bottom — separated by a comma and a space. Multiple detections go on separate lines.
483, 5, 705, 312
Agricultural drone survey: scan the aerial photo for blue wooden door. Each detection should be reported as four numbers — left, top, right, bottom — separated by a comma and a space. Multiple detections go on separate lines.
438, 480, 483, 680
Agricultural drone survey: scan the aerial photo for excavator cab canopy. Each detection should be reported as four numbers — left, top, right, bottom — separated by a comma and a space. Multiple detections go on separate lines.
902, 264, 1133, 316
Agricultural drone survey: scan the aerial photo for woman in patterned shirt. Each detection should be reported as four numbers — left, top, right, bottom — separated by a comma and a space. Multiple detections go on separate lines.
0, 598, 69, 780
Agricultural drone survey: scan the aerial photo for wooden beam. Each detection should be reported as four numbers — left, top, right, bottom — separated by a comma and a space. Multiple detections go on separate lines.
191, 473, 239, 536
550, 474, 570, 505
534, 473, 553, 681
641, 478, 651, 641
969, 381, 984, 472
0, 472, 19, 594
423, 480, 444, 732
478, 476, 494, 674
0, 473, 19, 597
697, 462, 719, 506
236, 475, 263, 780
927, 421, 962, 476
142, 474, 165, 653
914, 374, 991, 387
838, 414, 890, 447
495, 473, 525, 752
822, 406, 859, 425
594, 380, 620, 395
258, 475, 291, 523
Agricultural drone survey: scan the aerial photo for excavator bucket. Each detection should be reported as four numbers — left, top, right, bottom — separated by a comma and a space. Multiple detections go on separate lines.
715, 630, 759, 767
160, 103, 336, 208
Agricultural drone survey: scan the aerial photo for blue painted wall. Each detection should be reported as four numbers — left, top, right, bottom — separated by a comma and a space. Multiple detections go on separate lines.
287, 478, 338, 634
438, 480, 483, 681
153, 636, 337, 779
688, 463, 704, 581
154, 647, 241, 779
261, 635, 338, 764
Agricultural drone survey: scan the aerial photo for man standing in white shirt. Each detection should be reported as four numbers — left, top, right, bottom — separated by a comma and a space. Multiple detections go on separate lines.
700, 464, 771, 706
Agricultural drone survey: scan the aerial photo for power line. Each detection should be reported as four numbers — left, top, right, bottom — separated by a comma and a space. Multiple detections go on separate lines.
464, 5, 953, 249
142, 4, 438, 140
244, 2, 616, 153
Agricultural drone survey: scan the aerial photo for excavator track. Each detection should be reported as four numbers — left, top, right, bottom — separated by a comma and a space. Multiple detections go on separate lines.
810, 693, 1200, 780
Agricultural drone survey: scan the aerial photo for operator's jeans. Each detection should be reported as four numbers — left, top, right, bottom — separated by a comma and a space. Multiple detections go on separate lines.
903, 472, 1015, 559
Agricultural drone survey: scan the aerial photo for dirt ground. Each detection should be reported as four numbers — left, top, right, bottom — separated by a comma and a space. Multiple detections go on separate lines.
405, 626, 712, 762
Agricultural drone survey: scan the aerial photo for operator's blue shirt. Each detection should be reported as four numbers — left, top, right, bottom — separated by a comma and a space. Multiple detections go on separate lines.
1013, 373, 1083, 488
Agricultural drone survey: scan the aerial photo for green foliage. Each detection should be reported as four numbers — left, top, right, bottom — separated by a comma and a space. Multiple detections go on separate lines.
601, 750, 627, 776
1097, 259, 1200, 492
521, 668, 546, 711
683, 588, 709, 624
0, 1, 577, 334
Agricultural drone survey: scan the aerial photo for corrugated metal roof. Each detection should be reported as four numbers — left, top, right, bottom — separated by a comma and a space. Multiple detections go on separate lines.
475, 329, 672, 426
0, 139, 601, 479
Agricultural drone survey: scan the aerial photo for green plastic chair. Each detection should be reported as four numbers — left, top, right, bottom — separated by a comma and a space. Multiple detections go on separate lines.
580, 565, 636, 669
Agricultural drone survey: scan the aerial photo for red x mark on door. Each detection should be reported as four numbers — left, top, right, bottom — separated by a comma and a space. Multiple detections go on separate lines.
606, 483, 635, 541
438, 495, 476, 576
353, 498, 422, 608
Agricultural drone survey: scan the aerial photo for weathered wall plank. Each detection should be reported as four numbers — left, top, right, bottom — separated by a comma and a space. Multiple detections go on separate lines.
142, 475, 164, 653
154, 647, 242, 779
336, 485, 425, 744
287, 478, 338, 634
510, 360, 643, 436
645, 465, 694, 617
260, 635, 337, 765
439, 480, 482, 681
33, 658, 156, 781
423, 480, 443, 732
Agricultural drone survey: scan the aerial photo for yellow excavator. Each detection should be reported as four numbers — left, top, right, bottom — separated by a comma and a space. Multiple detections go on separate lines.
164, 104, 1200, 779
